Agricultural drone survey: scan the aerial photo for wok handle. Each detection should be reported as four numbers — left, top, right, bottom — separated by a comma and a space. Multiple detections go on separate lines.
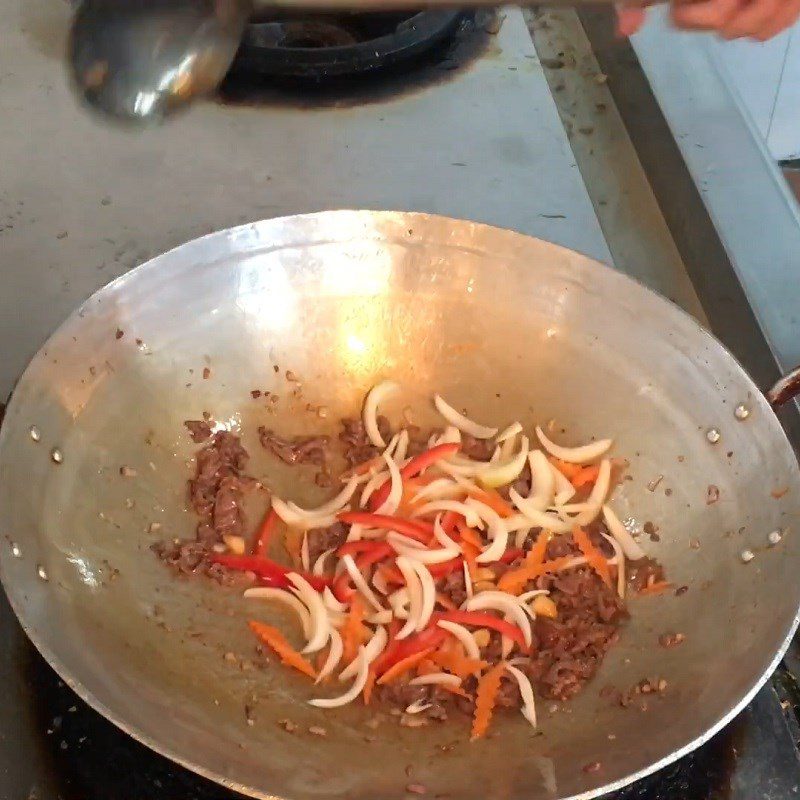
767, 367, 800, 408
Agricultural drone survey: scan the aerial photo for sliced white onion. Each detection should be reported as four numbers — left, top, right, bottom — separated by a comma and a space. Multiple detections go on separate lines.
601, 531, 626, 599
339, 625, 387, 681
434, 394, 498, 439
514, 526, 532, 549
367, 608, 393, 625
465, 592, 532, 647
535, 426, 612, 464
413, 500, 482, 529
345, 523, 364, 543
372, 568, 390, 596
388, 534, 460, 564
501, 625, 513, 659
383, 431, 402, 459
528, 450, 555, 511
573, 459, 611, 526
389, 587, 411, 620
364, 381, 400, 448
551, 502, 593, 515
405, 700, 432, 714
309, 646, 368, 708
550, 462, 577, 505
433, 425, 462, 446
271, 496, 341, 531
436, 458, 486, 478
463, 559, 474, 600
288, 573, 331, 654
395, 557, 422, 639
508, 489, 573, 534
489, 446, 502, 464
412, 478, 464, 503
433, 515, 458, 548
437, 620, 480, 660
518, 589, 550, 603
478, 436, 530, 490
602, 504, 646, 561
323, 586, 347, 614
360, 470, 389, 508
411, 560, 436, 632
374, 451, 403, 516
315, 627, 343, 684
341, 554, 385, 613
394, 429, 410, 463
300, 532, 310, 571
467, 498, 511, 564
312, 548, 334, 576
410, 673, 462, 687
243, 587, 311, 638
496, 422, 523, 443
505, 664, 537, 727
287, 475, 361, 519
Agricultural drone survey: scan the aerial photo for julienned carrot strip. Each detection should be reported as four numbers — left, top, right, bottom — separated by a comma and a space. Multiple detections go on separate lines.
341, 594, 365, 664
248, 621, 317, 679
362, 669, 377, 704
471, 662, 506, 740
572, 526, 613, 588
416, 658, 442, 677
458, 524, 482, 579
572, 464, 601, 488
549, 456, 582, 480
637, 580, 673, 596
467, 488, 515, 519
377, 648, 435, 685
458, 525, 483, 550
431, 648, 488, 678
497, 531, 551, 595
254, 508, 279, 556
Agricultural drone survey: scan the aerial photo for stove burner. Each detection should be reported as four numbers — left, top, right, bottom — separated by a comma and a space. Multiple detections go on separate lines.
229, 9, 465, 80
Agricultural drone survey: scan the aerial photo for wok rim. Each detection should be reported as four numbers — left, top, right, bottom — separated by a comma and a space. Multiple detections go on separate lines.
1, 209, 799, 800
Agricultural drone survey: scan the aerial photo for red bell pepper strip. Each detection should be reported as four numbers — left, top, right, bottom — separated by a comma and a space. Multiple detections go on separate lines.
210, 553, 330, 593
371, 624, 447, 677
368, 443, 460, 510
254, 508, 279, 557
439, 510, 461, 538
433, 610, 528, 651
338, 512, 434, 544
498, 548, 524, 564
336, 540, 390, 559
427, 557, 466, 578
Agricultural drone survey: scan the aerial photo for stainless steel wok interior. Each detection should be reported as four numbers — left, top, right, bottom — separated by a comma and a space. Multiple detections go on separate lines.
1, 211, 798, 800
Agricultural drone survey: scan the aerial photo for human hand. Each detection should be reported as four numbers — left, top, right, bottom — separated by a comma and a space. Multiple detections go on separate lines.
616, 0, 800, 41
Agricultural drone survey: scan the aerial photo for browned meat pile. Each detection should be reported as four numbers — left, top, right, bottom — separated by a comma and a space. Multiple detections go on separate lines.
152, 429, 255, 583
306, 522, 349, 564
338, 416, 389, 466
258, 427, 330, 466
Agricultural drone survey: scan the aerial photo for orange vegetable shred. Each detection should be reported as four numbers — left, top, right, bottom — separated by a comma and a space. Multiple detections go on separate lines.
548, 457, 582, 480
341, 595, 365, 664
468, 488, 515, 518
637, 580, 673, 596
572, 526, 613, 588
248, 621, 317, 679
471, 661, 506, 740
431, 647, 488, 678
497, 530, 551, 595
377, 648, 435, 686
362, 669, 377, 705
571, 464, 601, 488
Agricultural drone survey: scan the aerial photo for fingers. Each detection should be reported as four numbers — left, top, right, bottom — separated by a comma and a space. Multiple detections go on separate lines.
754, 0, 800, 39
722, 0, 780, 38
672, 0, 745, 29
672, 0, 800, 39
616, 5, 648, 36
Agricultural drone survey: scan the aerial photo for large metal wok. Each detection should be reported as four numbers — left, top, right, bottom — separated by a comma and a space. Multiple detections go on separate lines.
1, 211, 799, 800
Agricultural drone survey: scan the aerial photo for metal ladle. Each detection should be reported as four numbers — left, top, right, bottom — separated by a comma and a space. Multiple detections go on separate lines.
68, 0, 251, 124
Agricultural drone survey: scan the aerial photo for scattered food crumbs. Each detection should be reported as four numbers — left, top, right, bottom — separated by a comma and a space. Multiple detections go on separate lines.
317, 406, 328, 419
647, 475, 664, 492
772, 486, 789, 499
273, 364, 280, 373
279, 718, 298, 733
583, 761, 602, 774
675, 585, 689, 596
657, 679, 668, 692
115, 329, 124, 340
689, 538, 701, 550
119, 465, 137, 478
365, 717, 381, 730
405, 765, 414, 777
251, 390, 262, 399
148, 522, 161, 534
223, 651, 237, 663
286, 370, 300, 382
607, 733, 616, 740
202, 367, 211, 380
781, 700, 791, 711
125, 498, 134, 509
407, 784, 427, 795
68, 705, 77, 713
677, 455, 685, 462
149, 462, 157, 471
706, 485, 720, 505
309, 726, 327, 737
60, 741, 68, 751
659, 632, 685, 648
136, 338, 143, 346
